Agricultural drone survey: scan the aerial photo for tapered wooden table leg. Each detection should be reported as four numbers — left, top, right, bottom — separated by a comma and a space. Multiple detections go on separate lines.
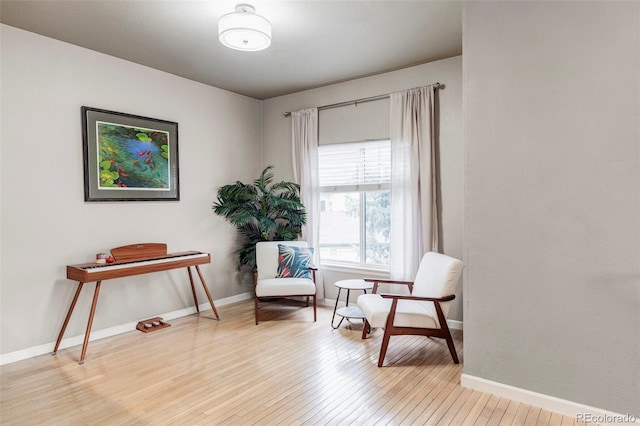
52, 282, 85, 355
187, 267, 200, 313
79, 281, 102, 365
195, 265, 219, 320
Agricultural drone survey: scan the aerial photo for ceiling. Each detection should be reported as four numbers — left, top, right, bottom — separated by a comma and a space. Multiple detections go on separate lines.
0, 1, 462, 100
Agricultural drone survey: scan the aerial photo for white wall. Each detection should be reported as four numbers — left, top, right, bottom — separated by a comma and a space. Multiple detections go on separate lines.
0, 25, 262, 356
262, 57, 464, 320
464, 1, 639, 416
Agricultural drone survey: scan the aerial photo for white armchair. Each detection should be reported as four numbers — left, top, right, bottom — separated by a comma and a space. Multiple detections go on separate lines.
253, 241, 317, 325
357, 252, 463, 366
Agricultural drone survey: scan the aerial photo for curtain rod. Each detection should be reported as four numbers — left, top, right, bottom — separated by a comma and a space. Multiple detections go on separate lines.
283, 82, 441, 117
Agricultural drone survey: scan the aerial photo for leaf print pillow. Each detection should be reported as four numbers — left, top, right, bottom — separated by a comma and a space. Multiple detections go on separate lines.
275, 244, 314, 280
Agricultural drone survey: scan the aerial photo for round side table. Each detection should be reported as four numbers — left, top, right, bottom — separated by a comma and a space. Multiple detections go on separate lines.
331, 279, 374, 329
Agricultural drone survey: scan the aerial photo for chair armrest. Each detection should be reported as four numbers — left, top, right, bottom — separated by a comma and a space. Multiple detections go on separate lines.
380, 293, 455, 302
382, 293, 456, 331
364, 278, 414, 294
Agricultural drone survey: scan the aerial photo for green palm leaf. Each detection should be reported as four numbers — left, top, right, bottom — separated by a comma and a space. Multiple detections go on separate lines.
213, 166, 307, 271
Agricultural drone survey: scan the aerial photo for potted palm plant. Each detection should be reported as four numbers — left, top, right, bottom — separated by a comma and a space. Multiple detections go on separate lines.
213, 166, 306, 271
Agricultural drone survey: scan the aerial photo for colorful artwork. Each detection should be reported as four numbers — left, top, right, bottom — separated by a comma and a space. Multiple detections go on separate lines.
96, 121, 170, 190
82, 107, 179, 201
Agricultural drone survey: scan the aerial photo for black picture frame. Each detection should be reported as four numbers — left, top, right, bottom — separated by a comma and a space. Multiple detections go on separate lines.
82, 106, 179, 201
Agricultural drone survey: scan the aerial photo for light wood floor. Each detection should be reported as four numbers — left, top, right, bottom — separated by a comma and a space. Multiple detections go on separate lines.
1, 299, 588, 425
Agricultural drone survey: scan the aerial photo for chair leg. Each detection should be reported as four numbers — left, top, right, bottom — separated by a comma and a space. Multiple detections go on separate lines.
444, 332, 459, 364
378, 329, 392, 367
313, 295, 317, 321
361, 320, 370, 339
254, 295, 259, 325
435, 304, 459, 364
305, 296, 309, 307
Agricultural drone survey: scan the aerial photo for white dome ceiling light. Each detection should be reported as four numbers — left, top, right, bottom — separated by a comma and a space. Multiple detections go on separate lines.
218, 4, 272, 52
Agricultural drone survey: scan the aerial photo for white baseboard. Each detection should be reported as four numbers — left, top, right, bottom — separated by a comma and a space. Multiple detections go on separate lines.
2, 293, 462, 366
0, 292, 253, 366
447, 319, 463, 330
461, 374, 639, 425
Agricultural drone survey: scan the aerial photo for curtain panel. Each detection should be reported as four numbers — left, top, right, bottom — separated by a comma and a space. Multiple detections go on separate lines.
389, 85, 440, 281
291, 108, 324, 299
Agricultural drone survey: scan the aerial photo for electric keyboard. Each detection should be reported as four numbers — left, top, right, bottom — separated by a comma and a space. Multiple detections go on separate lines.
67, 251, 210, 282
54, 243, 219, 364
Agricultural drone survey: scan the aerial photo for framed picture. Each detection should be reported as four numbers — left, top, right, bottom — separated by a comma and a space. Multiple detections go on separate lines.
82, 107, 179, 201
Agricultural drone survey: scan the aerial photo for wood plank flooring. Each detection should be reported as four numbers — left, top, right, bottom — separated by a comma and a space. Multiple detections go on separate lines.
0, 299, 589, 425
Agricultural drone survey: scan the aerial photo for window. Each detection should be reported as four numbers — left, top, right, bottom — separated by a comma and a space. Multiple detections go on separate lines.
318, 140, 391, 269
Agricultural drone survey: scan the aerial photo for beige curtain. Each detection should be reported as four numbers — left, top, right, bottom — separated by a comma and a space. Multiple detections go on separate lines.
389, 85, 440, 281
291, 108, 324, 300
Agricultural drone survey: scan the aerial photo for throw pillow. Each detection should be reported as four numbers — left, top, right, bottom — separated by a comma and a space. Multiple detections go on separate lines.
275, 244, 314, 280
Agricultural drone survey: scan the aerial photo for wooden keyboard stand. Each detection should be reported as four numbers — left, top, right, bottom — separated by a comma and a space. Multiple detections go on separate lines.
52, 243, 220, 364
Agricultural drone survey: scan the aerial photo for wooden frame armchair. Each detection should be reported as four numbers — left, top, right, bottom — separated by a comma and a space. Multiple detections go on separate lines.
357, 252, 463, 367
253, 241, 318, 325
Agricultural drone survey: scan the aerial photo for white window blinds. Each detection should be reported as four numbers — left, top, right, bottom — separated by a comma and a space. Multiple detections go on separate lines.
318, 140, 391, 191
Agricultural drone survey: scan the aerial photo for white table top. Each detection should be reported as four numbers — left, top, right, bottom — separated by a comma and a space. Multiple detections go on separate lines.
334, 279, 373, 290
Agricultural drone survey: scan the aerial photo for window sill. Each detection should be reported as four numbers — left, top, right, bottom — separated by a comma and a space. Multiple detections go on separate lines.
320, 262, 390, 278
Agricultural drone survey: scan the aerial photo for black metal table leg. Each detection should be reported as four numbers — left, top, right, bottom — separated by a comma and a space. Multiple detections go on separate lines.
331, 288, 345, 329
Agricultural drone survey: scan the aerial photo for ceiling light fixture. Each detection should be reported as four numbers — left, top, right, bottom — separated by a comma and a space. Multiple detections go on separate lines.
218, 3, 272, 52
